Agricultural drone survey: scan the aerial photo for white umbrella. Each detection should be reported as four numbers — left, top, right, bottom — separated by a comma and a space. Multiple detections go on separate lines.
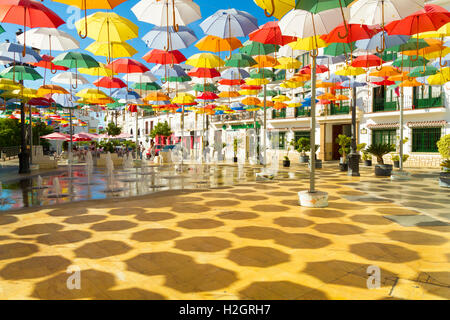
124, 71, 157, 83
16, 28, 80, 54
278, 44, 306, 58
349, 0, 424, 25
51, 72, 89, 86
190, 77, 217, 84
162, 81, 191, 91
199, 8, 258, 38
132, 0, 201, 27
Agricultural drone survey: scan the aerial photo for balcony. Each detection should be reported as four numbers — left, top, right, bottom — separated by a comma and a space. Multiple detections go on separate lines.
329, 104, 350, 115
272, 109, 286, 119
211, 113, 255, 123
373, 99, 397, 112
295, 107, 310, 117
413, 96, 443, 109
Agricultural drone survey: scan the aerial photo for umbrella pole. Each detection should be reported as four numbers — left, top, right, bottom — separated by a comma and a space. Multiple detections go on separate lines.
18, 79, 30, 174
136, 108, 139, 159
399, 85, 404, 171
29, 104, 33, 164
263, 83, 267, 167
309, 54, 317, 193
348, 76, 360, 176
69, 107, 73, 165
181, 105, 184, 167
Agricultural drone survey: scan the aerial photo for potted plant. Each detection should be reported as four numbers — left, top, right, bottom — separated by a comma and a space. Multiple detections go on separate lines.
437, 134, 450, 187
362, 151, 372, 166
366, 143, 396, 176
233, 138, 238, 163
296, 137, 310, 163
391, 154, 409, 168
336, 134, 351, 171
283, 155, 290, 167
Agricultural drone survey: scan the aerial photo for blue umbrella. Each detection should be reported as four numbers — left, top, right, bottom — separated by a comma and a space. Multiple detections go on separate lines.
200, 9, 258, 38
111, 88, 142, 104
341, 79, 366, 88
151, 64, 188, 78
355, 31, 409, 51
0, 42, 42, 64
221, 68, 249, 80
230, 102, 245, 110
142, 26, 197, 51
322, 73, 349, 83
316, 55, 348, 65
51, 93, 78, 108
215, 110, 224, 115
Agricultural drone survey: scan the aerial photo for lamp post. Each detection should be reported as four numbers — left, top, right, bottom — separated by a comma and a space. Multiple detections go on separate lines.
348, 76, 360, 176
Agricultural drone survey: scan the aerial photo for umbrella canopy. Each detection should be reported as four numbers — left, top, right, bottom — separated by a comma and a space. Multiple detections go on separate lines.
195, 35, 242, 53
188, 67, 220, 79
131, 82, 161, 91
41, 132, 69, 140
0, 65, 42, 81
125, 71, 158, 83
253, 0, 295, 19
185, 53, 224, 68
0, 42, 41, 63
239, 40, 279, 56
132, 0, 201, 26
355, 31, 409, 51
52, 52, 100, 69
107, 58, 149, 74
37, 84, 69, 96
16, 27, 79, 52
85, 41, 138, 59
221, 68, 250, 80
32, 55, 69, 71
351, 55, 384, 68
200, 8, 258, 38
142, 25, 197, 51
79, 63, 116, 77
249, 21, 296, 46
51, 72, 89, 85
93, 77, 127, 89
225, 53, 257, 68
142, 49, 186, 65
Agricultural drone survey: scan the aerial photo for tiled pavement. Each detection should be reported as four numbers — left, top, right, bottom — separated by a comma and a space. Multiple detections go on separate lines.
0, 165, 448, 299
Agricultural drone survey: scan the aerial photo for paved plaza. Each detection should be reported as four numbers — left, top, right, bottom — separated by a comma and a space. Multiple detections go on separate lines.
0, 163, 448, 300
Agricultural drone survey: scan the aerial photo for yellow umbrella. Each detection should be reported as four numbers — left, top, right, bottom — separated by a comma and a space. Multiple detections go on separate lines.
274, 57, 301, 70
317, 81, 337, 88
280, 80, 303, 88
185, 53, 224, 68
245, 78, 270, 85
289, 36, 326, 51
414, 22, 450, 39
11, 88, 38, 98
272, 95, 290, 102
79, 63, 116, 77
253, 0, 295, 19
85, 41, 138, 59
172, 93, 196, 104
239, 89, 260, 96
195, 35, 242, 53
403, 45, 450, 59
427, 68, 450, 85
0, 78, 23, 91
76, 88, 109, 99
335, 66, 366, 76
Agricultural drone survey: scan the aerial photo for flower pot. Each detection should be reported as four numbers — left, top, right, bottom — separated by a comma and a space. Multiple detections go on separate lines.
233, 157, 238, 163
375, 164, 393, 176
283, 160, 290, 167
339, 163, 348, 171
364, 159, 372, 166
393, 160, 400, 168
309, 159, 322, 169
439, 171, 450, 188
299, 155, 309, 163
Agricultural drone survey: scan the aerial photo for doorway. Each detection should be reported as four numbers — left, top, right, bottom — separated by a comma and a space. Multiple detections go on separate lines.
331, 124, 351, 160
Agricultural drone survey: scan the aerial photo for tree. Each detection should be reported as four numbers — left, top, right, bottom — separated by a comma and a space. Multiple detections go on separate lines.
150, 121, 172, 139
0, 118, 21, 147
106, 122, 122, 136
366, 143, 396, 164
33, 121, 54, 149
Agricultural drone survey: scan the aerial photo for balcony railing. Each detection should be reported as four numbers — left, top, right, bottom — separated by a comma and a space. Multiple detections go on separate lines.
373, 99, 397, 112
272, 109, 286, 119
295, 107, 310, 117
330, 104, 350, 115
211, 113, 255, 123
413, 96, 443, 109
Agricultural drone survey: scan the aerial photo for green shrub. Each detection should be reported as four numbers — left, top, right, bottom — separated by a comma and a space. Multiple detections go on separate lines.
366, 143, 396, 164
436, 134, 450, 159
336, 134, 351, 162
296, 137, 310, 156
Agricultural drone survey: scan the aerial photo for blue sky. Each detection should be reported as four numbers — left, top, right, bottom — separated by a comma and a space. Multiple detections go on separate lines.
0, 0, 274, 90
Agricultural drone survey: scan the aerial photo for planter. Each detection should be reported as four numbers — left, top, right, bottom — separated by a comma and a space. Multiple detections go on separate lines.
364, 159, 372, 166
393, 160, 400, 168
439, 171, 450, 188
308, 159, 322, 169
375, 164, 393, 177
299, 155, 309, 163
233, 157, 238, 163
283, 159, 290, 167
339, 163, 348, 171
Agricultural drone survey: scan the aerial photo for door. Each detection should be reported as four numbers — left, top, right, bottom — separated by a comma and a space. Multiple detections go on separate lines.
332, 124, 343, 160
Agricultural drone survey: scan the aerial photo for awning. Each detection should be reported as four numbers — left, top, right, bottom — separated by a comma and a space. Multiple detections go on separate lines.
407, 120, 447, 128
292, 127, 311, 131
268, 127, 289, 131
367, 122, 399, 129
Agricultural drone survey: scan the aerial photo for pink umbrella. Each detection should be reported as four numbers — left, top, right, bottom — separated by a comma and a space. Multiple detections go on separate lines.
40, 132, 69, 140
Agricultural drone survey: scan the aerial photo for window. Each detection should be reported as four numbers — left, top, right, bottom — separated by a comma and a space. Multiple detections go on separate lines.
145, 121, 148, 135
413, 86, 443, 109
279, 132, 286, 149
412, 127, 441, 152
300, 53, 310, 67
269, 131, 286, 149
372, 129, 396, 145
294, 131, 310, 143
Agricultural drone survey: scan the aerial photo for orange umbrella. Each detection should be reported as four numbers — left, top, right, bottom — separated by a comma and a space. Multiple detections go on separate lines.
370, 66, 402, 77
387, 72, 409, 82
258, 100, 274, 107
144, 91, 170, 102
318, 92, 336, 100
218, 91, 241, 98
242, 97, 261, 105
37, 84, 69, 96
273, 101, 288, 109
335, 94, 349, 101
253, 55, 279, 68
195, 35, 242, 53
398, 78, 422, 87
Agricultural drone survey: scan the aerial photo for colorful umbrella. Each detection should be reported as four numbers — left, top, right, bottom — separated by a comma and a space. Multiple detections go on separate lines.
142, 25, 197, 51
200, 8, 258, 38
142, 49, 186, 65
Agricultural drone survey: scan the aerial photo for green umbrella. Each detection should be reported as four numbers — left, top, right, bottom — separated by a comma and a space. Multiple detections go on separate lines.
296, 0, 353, 12
250, 68, 274, 79
408, 65, 438, 78
162, 75, 191, 83
323, 42, 354, 57
258, 90, 278, 97
0, 25, 5, 35
192, 83, 218, 92
132, 82, 161, 91
239, 40, 279, 56
0, 65, 42, 81
107, 101, 125, 109
393, 56, 429, 68
303, 80, 311, 89
225, 53, 257, 68
390, 38, 430, 52
52, 52, 99, 69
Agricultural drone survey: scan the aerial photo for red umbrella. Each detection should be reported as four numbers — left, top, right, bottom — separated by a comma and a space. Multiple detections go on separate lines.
72, 133, 92, 142
107, 58, 149, 74
372, 79, 395, 86
298, 65, 329, 75
32, 55, 68, 71
142, 49, 186, 65
322, 24, 377, 44
204, 104, 217, 110
196, 92, 219, 100
128, 104, 138, 112
249, 21, 296, 46
0, 0, 64, 56
93, 77, 127, 89
219, 79, 245, 86
385, 4, 450, 36
351, 55, 384, 68
188, 67, 220, 78
28, 97, 55, 106
240, 84, 262, 90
